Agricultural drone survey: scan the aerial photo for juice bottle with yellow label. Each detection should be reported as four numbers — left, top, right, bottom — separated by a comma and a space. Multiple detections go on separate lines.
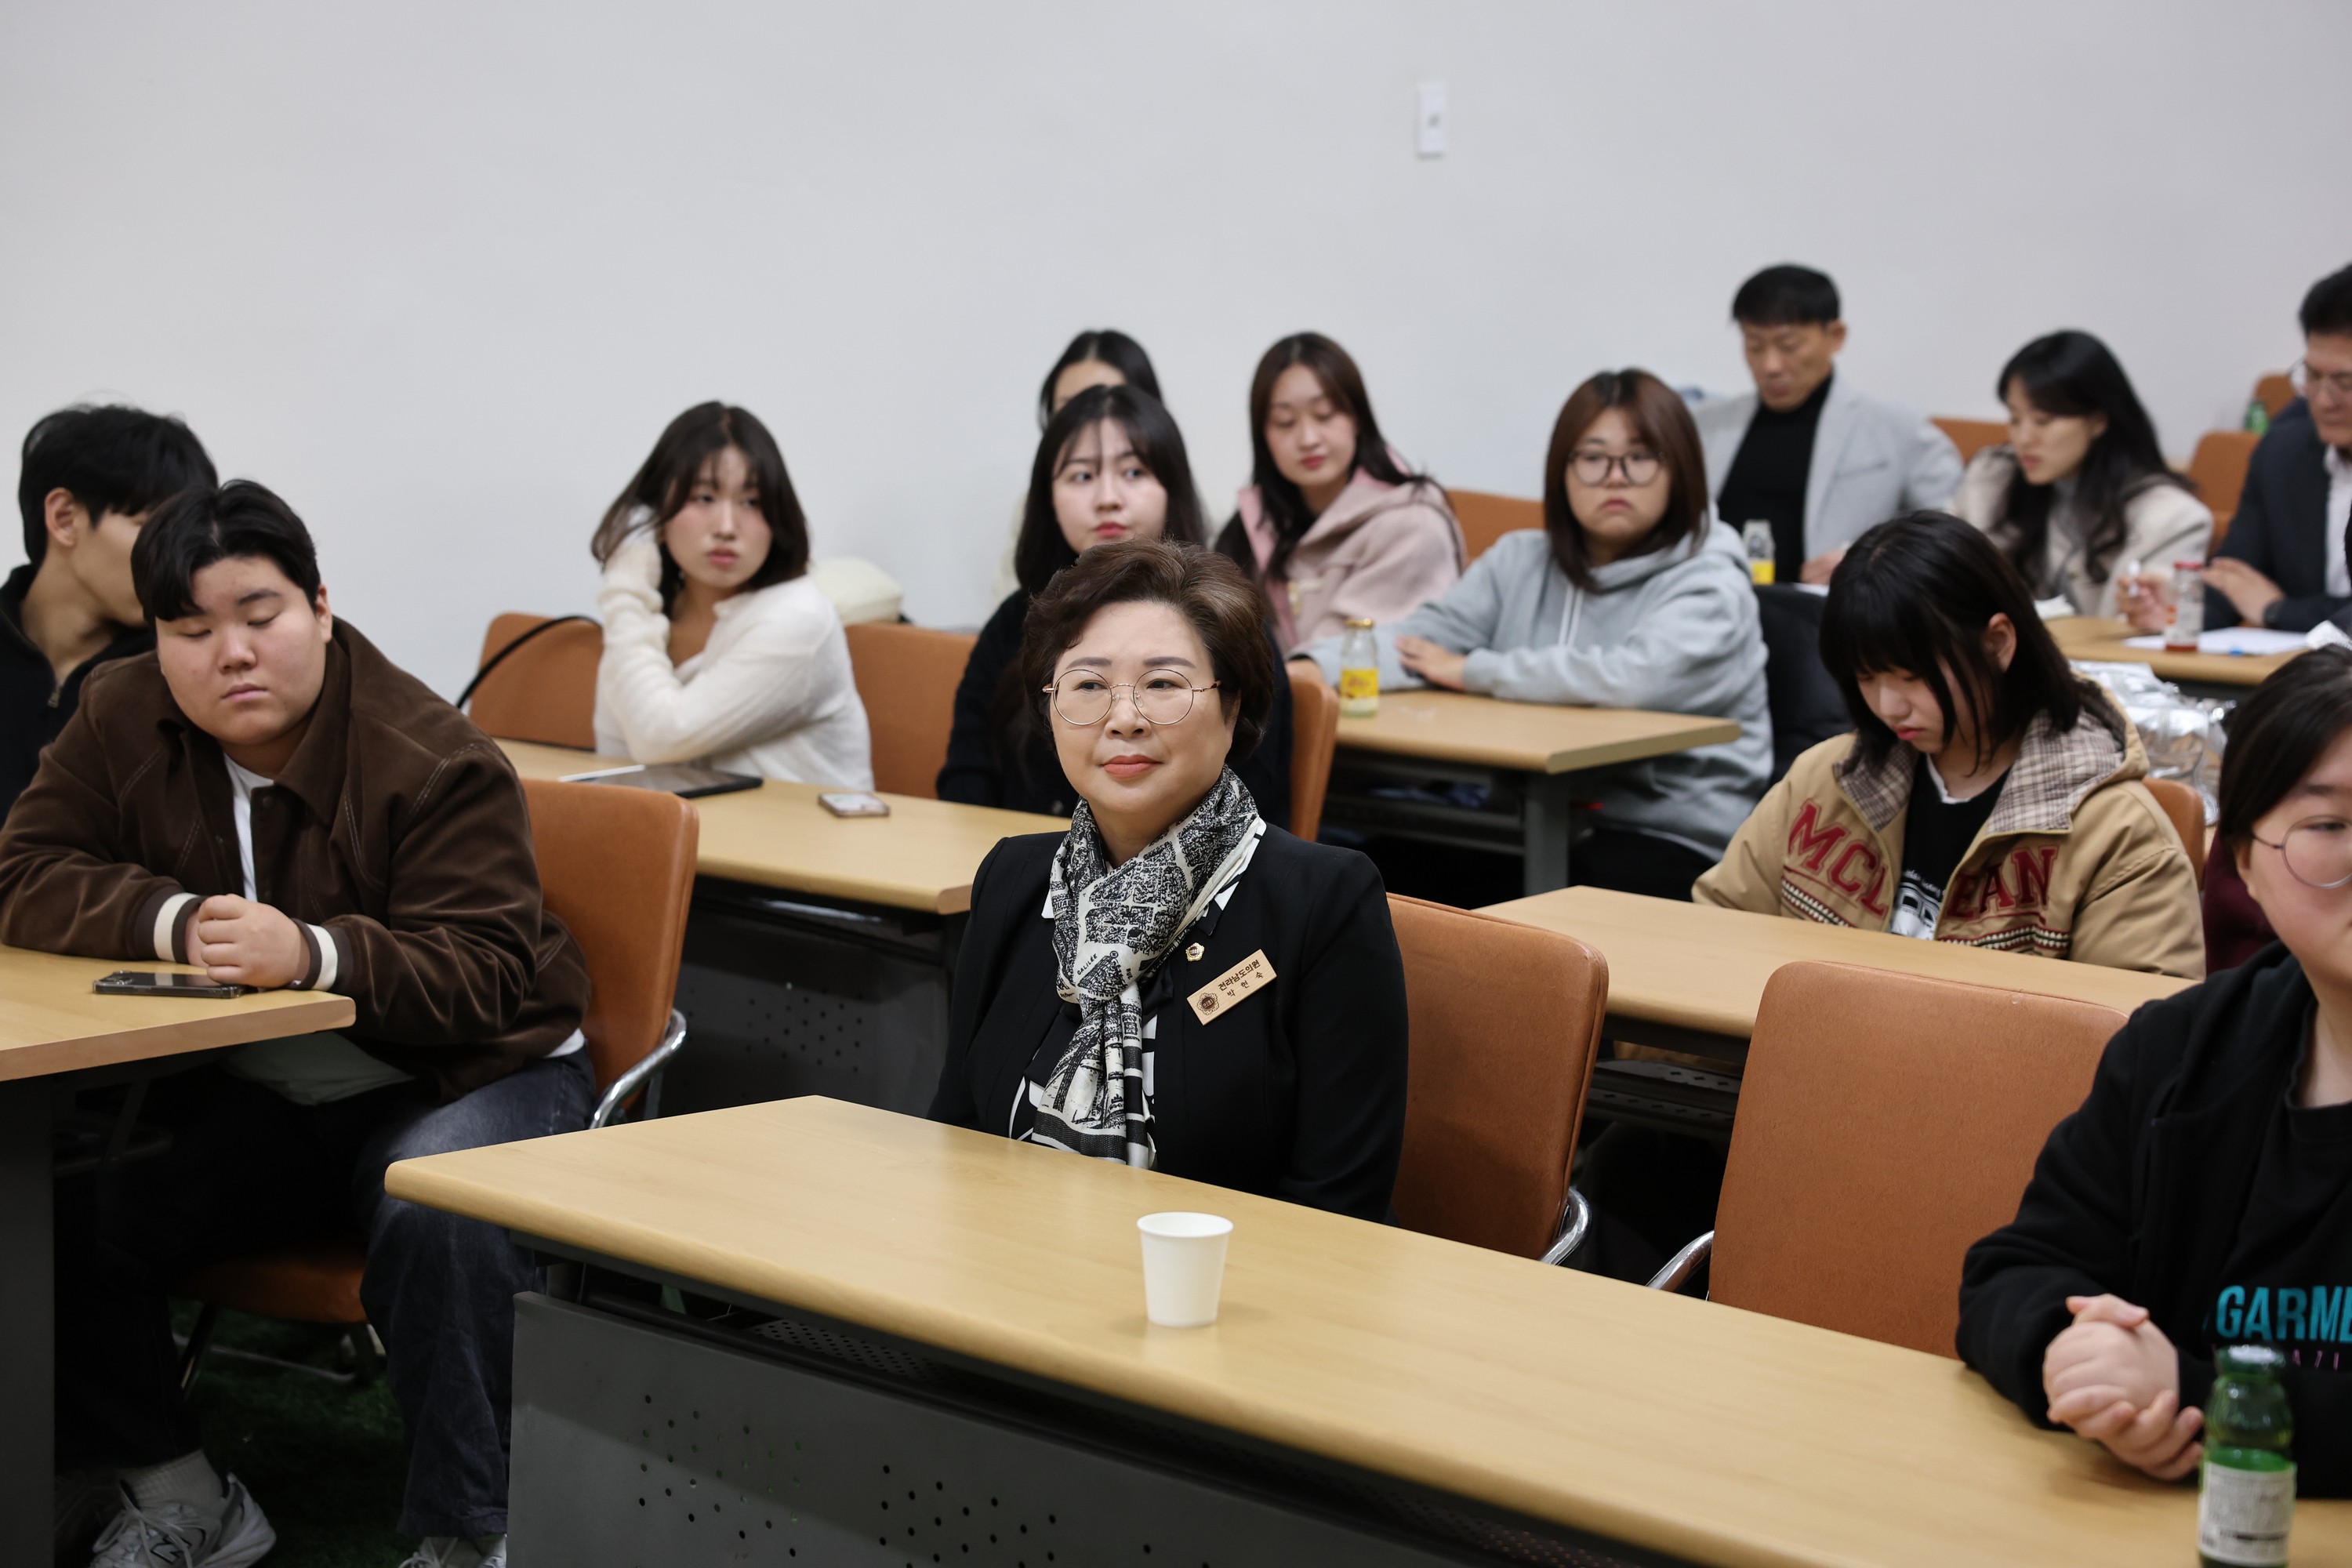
1338, 617, 1379, 718
1742, 521, 1776, 585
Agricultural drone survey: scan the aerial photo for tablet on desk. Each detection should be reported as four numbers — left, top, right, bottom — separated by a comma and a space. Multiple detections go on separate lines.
559, 763, 764, 799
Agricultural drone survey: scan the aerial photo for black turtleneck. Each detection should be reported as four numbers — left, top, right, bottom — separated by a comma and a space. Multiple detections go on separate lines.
1718, 374, 1834, 582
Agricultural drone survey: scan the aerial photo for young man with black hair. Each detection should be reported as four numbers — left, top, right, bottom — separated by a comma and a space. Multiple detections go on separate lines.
2, 405, 215, 819
1691, 264, 1964, 585
2198, 263, 2352, 633
0, 481, 591, 1568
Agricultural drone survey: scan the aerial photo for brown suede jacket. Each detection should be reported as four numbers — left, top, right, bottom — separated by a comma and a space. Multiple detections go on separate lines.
0, 619, 588, 1100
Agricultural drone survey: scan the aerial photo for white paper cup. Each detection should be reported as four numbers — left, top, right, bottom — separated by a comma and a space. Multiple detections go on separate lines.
1136, 1211, 1233, 1327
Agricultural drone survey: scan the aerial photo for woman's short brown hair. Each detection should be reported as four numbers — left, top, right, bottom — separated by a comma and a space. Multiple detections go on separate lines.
1018, 539, 1276, 764
1541, 368, 1711, 589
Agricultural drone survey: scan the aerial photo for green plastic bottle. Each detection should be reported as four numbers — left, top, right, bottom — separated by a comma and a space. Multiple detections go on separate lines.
2200, 1344, 2295, 1566
2246, 397, 2272, 436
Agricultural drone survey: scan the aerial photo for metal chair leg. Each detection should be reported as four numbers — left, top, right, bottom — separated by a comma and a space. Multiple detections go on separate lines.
179, 1304, 221, 1392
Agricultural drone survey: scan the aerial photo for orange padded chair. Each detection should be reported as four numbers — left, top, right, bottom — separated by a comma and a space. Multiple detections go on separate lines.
176, 778, 699, 1384
2255, 372, 2296, 420
1287, 666, 1339, 842
2143, 777, 2210, 888
844, 621, 978, 798
1447, 489, 1543, 564
1646, 961, 2125, 1356
466, 613, 603, 750
2187, 430, 2261, 546
1932, 417, 2010, 466
1387, 896, 1607, 1261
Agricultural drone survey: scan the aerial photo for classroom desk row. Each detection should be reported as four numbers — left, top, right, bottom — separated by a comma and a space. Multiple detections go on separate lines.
2049, 612, 2296, 692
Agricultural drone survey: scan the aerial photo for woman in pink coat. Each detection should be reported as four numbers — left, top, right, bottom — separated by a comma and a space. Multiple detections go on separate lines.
1216, 333, 1465, 653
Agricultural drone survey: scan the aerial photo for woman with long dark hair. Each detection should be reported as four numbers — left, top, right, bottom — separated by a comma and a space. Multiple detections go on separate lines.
1215, 333, 1463, 653
590, 401, 873, 786
1301, 368, 1769, 898
940, 385, 1290, 821
1697, 511, 2201, 975
1955, 330, 2211, 626
991, 330, 1164, 601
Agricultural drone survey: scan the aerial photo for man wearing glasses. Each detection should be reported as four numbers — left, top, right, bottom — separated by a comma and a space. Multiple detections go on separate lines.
2205, 263, 2352, 632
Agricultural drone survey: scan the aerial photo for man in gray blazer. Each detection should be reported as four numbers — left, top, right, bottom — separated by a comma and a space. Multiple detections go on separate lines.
1690, 265, 1962, 585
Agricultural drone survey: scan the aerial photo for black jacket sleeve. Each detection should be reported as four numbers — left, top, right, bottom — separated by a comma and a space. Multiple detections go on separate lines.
1234, 628, 1293, 832
2209, 414, 2346, 632
937, 594, 1026, 808
1956, 1010, 2162, 1425
1275, 849, 1407, 1219
931, 837, 1017, 1127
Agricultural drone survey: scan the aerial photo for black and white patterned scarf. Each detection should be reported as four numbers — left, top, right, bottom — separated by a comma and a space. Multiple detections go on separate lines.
1029, 768, 1262, 1168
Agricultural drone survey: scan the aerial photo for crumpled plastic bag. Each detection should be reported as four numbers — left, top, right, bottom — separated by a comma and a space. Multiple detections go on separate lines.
2072, 660, 2227, 822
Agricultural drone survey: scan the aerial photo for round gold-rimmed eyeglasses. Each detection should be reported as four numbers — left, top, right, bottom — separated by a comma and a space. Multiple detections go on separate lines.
1044, 668, 1219, 728
2249, 815, 2352, 889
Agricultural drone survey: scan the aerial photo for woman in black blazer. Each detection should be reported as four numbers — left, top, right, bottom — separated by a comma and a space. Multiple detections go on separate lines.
930, 539, 1406, 1221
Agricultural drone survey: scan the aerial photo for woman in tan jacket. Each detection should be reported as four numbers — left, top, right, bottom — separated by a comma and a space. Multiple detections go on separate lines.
1696, 510, 2203, 978
1216, 333, 1464, 652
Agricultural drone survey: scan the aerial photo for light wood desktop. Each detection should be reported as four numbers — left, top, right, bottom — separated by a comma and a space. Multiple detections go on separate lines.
0, 943, 354, 1567
1483, 886, 2190, 1051
497, 740, 1065, 916
0, 944, 355, 1081
2050, 614, 2293, 688
1335, 688, 1740, 774
1327, 690, 1742, 898
388, 1095, 2352, 1567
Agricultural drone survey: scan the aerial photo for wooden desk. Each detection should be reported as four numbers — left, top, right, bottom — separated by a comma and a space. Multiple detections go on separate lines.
1484, 886, 2190, 1054
498, 740, 1062, 917
499, 742, 1066, 1120
0, 945, 354, 1566
1324, 690, 1742, 898
388, 1096, 2352, 1566
2050, 615, 2293, 690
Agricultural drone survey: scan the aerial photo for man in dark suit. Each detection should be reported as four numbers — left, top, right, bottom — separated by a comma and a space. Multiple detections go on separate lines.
2205, 263, 2352, 631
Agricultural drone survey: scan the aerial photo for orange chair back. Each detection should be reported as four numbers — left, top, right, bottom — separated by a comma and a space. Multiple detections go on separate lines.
1287, 666, 1338, 842
1449, 489, 1544, 563
845, 622, 978, 798
1388, 895, 1606, 1258
1932, 417, 2010, 466
2143, 778, 2209, 888
1711, 962, 2123, 1356
2187, 430, 2261, 545
470, 613, 602, 750
521, 778, 699, 1093
2256, 372, 2296, 419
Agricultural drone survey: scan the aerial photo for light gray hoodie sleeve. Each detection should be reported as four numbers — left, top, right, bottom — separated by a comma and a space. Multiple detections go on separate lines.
1457, 552, 1762, 712
1296, 543, 1515, 691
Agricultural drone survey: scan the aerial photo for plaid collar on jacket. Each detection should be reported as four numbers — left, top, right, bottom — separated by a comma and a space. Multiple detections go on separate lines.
1832, 678, 2134, 837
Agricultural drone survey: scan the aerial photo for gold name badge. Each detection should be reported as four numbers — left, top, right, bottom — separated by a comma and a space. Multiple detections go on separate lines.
1188, 949, 1276, 1025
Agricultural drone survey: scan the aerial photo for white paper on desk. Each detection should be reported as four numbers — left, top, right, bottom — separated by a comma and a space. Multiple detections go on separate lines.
2121, 628, 2307, 656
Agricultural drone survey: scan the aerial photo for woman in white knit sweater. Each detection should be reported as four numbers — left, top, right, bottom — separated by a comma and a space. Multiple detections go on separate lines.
590, 402, 873, 787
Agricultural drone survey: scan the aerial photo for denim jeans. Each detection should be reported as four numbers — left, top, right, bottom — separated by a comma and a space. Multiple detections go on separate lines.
56, 1049, 594, 1538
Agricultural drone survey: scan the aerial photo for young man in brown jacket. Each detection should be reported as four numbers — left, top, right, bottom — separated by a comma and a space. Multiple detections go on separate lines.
0, 482, 592, 1568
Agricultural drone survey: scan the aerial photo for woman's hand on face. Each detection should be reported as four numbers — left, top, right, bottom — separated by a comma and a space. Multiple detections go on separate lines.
1394, 636, 1467, 691
2042, 1294, 2203, 1481
604, 535, 666, 606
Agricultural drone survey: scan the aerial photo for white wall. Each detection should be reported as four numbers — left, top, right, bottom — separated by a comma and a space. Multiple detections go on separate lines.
3, 1, 2347, 696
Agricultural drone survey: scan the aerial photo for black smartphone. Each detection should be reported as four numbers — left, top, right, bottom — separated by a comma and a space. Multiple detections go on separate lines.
93, 970, 252, 999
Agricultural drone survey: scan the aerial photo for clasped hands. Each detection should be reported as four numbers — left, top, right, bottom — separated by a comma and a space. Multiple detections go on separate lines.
191, 895, 310, 990
2042, 1293, 2202, 1481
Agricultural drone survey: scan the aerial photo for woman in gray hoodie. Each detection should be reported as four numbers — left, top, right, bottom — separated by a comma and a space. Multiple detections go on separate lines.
1301, 368, 1772, 898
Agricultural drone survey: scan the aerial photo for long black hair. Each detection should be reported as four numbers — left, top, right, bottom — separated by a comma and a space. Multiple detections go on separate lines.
1217, 332, 1429, 583
1037, 330, 1160, 428
1992, 331, 2189, 591
1821, 511, 2085, 771
1011, 384, 1206, 597
590, 402, 810, 613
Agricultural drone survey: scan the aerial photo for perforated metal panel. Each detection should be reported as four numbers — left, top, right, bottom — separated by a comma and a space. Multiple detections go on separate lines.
663, 883, 953, 1116
510, 1295, 1679, 1568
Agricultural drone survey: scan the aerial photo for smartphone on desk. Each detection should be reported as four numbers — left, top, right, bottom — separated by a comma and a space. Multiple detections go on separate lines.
818, 791, 891, 818
95, 970, 251, 999
559, 763, 763, 800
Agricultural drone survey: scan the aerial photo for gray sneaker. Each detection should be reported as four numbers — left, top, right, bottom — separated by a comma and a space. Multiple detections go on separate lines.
88, 1475, 274, 1567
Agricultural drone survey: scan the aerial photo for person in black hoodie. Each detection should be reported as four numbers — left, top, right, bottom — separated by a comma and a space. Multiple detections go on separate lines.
938, 383, 1290, 822
2, 405, 214, 819
1959, 644, 2352, 1493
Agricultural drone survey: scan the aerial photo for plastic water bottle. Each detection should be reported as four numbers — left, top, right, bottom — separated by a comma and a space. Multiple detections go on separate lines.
2199, 1344, 2294, 1567
1741, 521, 1776, 585
1338, 618, 1379, 718
2166, 560, 2205, 652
